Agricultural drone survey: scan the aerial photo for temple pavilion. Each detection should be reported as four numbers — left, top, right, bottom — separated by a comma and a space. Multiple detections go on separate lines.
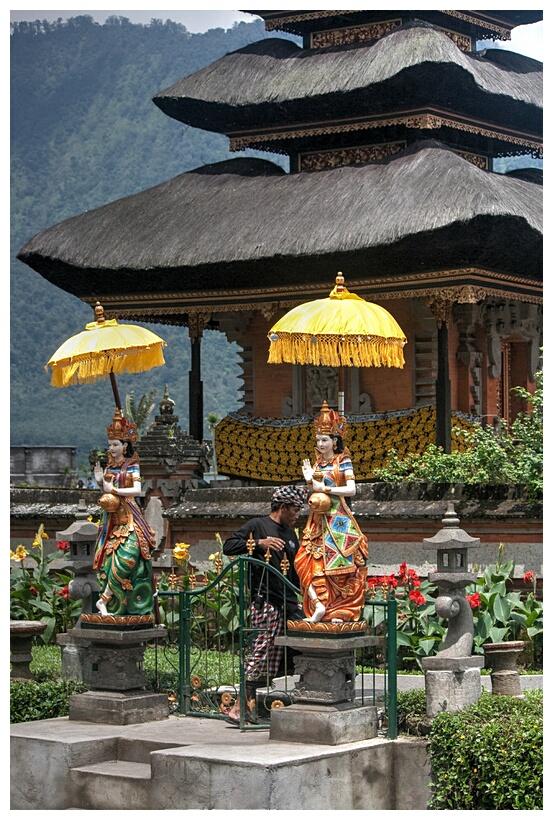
18, 9, 542, 485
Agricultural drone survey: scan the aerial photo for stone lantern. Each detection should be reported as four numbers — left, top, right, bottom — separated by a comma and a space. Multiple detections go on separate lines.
55, 498, 100, 623
55, 498, 101, 680
421, 502, 483, 717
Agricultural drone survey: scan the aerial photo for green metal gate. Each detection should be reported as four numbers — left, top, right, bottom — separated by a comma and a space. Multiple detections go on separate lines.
155, 555, 398, 736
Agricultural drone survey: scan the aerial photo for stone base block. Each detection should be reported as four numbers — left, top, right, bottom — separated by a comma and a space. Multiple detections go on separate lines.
269, 702, 378, 745
422, 658, 483, 718
69, 690, 169, 725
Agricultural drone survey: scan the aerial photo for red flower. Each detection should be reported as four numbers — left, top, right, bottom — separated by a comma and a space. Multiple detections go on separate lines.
59, 585, 70, 599
398, 562, 408, 582
57, 541, 70, 552
524, 571, 535, 584
466, 593, 481, 609
367, 576, 379, 588
407, 568, 421, 587
29, 586, 38, 597
409, 589, 426, 606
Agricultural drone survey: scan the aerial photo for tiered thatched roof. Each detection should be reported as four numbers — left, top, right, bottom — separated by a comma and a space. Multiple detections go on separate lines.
153, 24, 542, 139
18, 141, 542, 308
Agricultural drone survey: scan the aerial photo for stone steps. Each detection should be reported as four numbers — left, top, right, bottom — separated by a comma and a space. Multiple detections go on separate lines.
70, 760, 152, 810
68, 738, 182, 810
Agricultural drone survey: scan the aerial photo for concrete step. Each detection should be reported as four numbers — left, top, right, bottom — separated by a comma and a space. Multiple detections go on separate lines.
70, 760, 151, 810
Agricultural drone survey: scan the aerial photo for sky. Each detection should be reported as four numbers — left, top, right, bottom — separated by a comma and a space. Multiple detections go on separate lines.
8, 6, 544, 60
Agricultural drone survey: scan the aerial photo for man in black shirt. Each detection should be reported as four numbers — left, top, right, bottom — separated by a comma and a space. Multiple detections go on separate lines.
222, 485, 307, 724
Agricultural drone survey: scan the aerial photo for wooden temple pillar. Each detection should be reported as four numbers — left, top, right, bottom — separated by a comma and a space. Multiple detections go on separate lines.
188, 311, 211, 443
428, 296, 453, 453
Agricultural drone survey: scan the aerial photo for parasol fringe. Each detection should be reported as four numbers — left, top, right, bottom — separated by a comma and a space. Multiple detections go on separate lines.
268, 335, 405, 368
49, 345, 166, 387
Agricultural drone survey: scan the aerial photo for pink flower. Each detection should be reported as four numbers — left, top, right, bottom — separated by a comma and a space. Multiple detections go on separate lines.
29, 586, 38, 597
466, 593, 481, 609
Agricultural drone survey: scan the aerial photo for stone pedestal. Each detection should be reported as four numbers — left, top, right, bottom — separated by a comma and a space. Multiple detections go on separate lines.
270, 633, 380, 745
422, 655, 484, 718
60, 625, 166, 690
483, 641, 525, 698
10, 620, 47, 679
59, 625, 169, 724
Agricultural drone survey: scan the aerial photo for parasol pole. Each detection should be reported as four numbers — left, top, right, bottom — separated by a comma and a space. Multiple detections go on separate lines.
335, 273, 346, 416
109, 372, 123, 412
338, 367, 345, 416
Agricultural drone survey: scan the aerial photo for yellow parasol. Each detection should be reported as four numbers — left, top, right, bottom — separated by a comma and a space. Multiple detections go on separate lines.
47, 301, 167, 409
268, 273, 406, 413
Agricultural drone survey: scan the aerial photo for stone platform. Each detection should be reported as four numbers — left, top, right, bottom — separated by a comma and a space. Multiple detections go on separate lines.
10, 713, 430, 810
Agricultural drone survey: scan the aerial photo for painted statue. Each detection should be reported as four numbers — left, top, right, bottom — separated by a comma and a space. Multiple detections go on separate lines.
295, 401, 368, 623
92, 409, 156, 620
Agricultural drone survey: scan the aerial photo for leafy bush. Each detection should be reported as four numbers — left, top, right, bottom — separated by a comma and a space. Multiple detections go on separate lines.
375, 370, 542, 496
365, 553, 542, 671
470, 545, 543, 668
10, 524, 82, 644
428, 690, 542, 809
10, 678, 87, 724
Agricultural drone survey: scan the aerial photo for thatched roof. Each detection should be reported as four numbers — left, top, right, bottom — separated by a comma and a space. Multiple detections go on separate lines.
153, 24, 542, 137
18, 141, 542, 304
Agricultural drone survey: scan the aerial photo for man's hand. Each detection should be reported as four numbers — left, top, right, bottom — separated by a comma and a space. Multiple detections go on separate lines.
258, 536, 286, 553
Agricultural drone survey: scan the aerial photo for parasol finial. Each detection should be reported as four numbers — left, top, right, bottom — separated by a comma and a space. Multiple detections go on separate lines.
94, 301, 106, 324
335, 272, 345, 293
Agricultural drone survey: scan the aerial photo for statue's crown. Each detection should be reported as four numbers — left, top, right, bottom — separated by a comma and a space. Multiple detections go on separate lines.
106, 408, 137, 443
314, 400, 347, 439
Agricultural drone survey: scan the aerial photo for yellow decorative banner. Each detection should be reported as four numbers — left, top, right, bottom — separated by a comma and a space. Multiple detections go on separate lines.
215, 406, 477, 483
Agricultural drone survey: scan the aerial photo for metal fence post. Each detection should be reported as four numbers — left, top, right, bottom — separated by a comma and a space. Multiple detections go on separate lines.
387, 596, 398, 739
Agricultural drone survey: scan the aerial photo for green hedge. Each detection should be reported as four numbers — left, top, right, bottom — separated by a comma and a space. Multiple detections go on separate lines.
10, 678, 87, 724
396, 689, 543, 810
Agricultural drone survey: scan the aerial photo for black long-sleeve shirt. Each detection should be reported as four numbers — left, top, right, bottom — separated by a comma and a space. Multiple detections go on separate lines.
223, 516, 301, 614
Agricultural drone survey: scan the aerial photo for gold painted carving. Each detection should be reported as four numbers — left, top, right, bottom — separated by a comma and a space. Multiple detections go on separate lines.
300, 142, 404, 171
286, 619, 368, 635
230, 112, 542, 156
187, 310, 211, 340
311, 20, 400, 49
92, 268, 542, 320
427, 296, 454, 327
262, 11, 360, 31
453, 150, 488, 169
442, 11, 510, 40
441, 29, 471, 52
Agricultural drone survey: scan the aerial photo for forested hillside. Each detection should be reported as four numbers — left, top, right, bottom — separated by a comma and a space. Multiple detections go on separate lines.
10, 14, 287, 468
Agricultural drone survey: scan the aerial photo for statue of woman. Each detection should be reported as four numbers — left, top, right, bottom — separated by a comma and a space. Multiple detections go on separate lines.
295, 401, 368, 624
92, 409, 156, 619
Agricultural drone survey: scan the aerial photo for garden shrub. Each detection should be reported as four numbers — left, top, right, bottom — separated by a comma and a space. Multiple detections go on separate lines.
10, 524, 82, 643
10, 678, 87, 724
365, 553, 542, 672
428, 690, 542, 810
375, 369, 543, 497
